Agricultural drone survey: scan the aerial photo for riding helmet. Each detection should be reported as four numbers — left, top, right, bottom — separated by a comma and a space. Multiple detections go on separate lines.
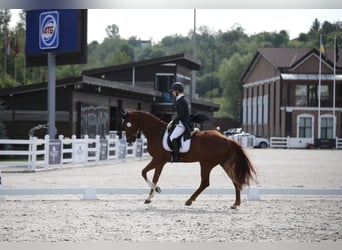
170, 82, 184, 92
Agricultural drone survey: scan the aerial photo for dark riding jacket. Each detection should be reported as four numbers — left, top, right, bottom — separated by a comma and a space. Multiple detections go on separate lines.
172, 95, 191, 140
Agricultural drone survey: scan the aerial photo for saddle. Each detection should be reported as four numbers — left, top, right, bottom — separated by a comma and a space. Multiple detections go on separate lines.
162, 128, 198, 153
162, 113, 208, 153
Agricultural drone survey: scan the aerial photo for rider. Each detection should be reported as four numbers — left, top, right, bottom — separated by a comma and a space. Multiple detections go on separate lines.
168, 82, 191, 162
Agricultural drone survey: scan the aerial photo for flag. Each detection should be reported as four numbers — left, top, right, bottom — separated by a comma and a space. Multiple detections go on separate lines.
5, 32, 11, 55
320, 35, 327, 59
14, 34, 19, 57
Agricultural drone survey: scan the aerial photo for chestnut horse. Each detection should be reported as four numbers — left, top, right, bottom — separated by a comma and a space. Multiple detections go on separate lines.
122, 110, 256, 209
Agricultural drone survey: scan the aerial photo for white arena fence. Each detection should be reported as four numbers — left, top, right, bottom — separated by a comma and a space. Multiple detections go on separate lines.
0, 133, 149, 171
270, 137, 342, 149
229, 134, 255, 148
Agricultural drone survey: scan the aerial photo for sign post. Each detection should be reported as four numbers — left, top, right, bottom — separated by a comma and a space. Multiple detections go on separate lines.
26, 9, 87, 139
40, 11, 59, 138
47, 53, 57, 138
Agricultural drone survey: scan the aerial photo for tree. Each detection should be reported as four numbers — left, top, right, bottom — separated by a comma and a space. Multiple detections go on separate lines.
105, 24, 120, 39
309, 18, 320, 34
322, 21, 335, 34
218, 52, 252, 119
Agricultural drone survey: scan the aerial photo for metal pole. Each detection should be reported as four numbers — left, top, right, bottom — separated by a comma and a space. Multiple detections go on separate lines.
190, 9, 197, 111
333, 33, 336, 137
48, 53, 57, 138
318, 34, 322, 139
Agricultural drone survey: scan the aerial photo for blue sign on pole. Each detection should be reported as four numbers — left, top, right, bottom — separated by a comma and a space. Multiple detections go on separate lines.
39, 11, 59, 50
26, 9, 87, 66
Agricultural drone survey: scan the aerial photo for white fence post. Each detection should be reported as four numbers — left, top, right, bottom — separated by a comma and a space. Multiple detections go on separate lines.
105, 135, 110, 160
71, 135, 77, 164
44, 135, 50, 168
95, 135, 100, 163
28, 136, 33, 168
84, 135, 89, 162
336, 137, 342, 149
59, 135, 64, 164
115, 136, 120, 160
31, 137, 38, 171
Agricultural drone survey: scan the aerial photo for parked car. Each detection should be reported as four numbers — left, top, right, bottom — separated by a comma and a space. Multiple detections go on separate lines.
227, 132, 270, 148
223, 128, 243, 137
253, 134, 270, 148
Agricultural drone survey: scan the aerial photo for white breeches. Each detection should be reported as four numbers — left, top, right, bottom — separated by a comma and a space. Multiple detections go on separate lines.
169, 121, 185, 141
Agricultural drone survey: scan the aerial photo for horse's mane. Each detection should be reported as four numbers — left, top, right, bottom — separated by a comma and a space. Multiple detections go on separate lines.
129, 110, 167, 125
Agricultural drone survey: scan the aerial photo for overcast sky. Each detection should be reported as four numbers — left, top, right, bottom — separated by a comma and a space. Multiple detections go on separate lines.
10, 9, 342, 43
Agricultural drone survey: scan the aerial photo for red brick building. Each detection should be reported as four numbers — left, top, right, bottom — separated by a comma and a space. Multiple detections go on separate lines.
241, 48, 342, 146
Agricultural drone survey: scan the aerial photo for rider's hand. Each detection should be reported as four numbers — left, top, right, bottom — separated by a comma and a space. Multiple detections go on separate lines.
167, 121, 173, 131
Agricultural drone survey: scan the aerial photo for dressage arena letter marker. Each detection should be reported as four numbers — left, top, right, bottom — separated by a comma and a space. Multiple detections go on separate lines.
247, 186, 260, 200
0, 171, 6, 200
82, 186, 97, 200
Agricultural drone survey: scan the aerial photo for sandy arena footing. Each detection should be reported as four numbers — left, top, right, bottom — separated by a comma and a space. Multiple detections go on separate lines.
0, 149, 341, 242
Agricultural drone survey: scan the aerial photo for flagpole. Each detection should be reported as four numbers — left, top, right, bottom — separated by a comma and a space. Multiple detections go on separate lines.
4, 31, 7, 84
14, 56, 16, 83
24, 35, 26, 84
318, 34, 322, 139
14, 36, 16, 83
333, 33, 336, 138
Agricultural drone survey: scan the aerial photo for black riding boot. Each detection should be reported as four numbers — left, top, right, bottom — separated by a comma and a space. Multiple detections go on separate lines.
171, 139, 180, 162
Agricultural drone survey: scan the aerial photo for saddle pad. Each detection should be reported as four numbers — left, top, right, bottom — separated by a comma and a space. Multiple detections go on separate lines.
162, 130, 191, 153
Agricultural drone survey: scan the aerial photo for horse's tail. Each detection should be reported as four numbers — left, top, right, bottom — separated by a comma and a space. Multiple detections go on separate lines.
224, 139, 257, 190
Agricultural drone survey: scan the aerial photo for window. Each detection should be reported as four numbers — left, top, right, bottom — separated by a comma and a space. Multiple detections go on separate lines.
297, 115, 313, 138
295, 84, 329, 107
308, 85, 317, 106
321, 116, 334, 139
252, 96, 257, 124
295, 85, 307, 106
156, 74, 174, 102
247, 97, 252, 125
263, 95, 268, 124
257, 96, 263, 124
320, 85, 329, 107
242, 98, 247, 125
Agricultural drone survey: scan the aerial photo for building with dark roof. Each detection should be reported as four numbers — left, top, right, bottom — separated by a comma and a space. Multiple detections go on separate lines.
0, 53, 219, 139
241, 47, 342, 146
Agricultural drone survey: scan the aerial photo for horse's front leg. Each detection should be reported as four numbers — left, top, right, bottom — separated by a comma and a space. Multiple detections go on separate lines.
141, 159, 165, 204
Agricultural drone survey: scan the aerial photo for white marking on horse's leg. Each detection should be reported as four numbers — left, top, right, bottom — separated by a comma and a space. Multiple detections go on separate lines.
147, 192, 154, 201
145, 189, 155, 204
146, 178, 156, 190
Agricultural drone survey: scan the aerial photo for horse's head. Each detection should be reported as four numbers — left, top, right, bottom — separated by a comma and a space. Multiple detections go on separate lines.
121, 110, 140, 143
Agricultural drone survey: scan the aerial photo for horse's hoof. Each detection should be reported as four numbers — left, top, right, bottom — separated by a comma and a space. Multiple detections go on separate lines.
155, 186, 161, 193
230, 205, 238, 209
185, 200, 192, 206
144, 199, 151, 204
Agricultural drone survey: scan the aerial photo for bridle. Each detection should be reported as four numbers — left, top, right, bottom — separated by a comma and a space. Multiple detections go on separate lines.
126, 125, 141, 143
121, 112, 140, 143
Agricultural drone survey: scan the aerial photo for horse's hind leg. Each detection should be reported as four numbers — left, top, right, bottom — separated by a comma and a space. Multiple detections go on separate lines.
185, 163, 214, 206
221, 161, 241, 209
230, 183, 241, 209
